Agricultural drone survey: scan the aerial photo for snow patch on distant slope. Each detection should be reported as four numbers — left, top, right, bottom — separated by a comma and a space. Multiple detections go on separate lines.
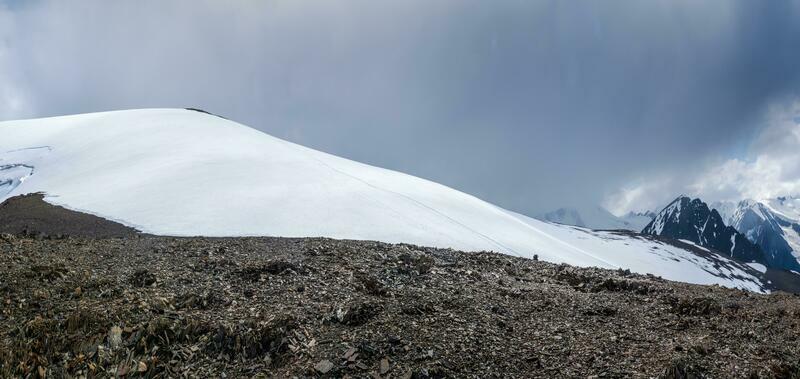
746, 262, 767, 274
679, 239, 710, 252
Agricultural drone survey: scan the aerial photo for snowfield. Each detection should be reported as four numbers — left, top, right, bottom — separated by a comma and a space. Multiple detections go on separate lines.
0, 109, 770, 291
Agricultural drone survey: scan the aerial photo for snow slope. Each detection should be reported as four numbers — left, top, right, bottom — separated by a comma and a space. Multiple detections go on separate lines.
0, 109, 771, 291
765, 196, 800, 222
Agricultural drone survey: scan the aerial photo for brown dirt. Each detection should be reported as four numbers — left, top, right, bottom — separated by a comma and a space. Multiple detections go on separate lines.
0, 193, 140, 239
1, 234, 800, 378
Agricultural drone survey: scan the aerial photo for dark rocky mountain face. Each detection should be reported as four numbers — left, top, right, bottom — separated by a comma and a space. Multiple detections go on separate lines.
643, 196, 767, 265
723, 201, 800, 272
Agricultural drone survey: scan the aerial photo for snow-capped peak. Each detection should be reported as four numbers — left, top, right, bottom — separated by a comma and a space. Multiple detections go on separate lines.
712, 197, 800, 271
643, 196, 767, 265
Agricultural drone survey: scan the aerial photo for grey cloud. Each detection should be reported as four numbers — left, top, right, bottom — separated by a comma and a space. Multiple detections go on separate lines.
2, 0, 800, 215
606, 100, 800, 214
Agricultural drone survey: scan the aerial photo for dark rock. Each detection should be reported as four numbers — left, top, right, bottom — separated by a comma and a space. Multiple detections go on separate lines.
669, 297, 721, 316
238, 261, 304, 281
129, 269, 156, 287
358, 273, 388, 297
660, 358, 705, 379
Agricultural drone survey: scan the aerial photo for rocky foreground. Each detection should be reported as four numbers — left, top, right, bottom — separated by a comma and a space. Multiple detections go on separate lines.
1, 234, 799, 378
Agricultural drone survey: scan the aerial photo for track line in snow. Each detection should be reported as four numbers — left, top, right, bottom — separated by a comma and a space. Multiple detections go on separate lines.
283, 142, 519, 256
505, 216, 621, 268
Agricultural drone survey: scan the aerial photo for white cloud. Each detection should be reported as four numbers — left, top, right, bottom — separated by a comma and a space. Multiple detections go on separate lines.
690, 100, 800, 201
606, 99, 800, 214
3, 1, 800, 215
603, 176, 677, 215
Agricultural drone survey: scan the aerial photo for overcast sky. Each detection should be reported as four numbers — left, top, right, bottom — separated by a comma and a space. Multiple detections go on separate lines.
2, 0, 799, 215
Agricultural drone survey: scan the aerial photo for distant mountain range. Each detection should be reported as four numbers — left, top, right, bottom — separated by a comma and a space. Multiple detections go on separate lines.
537, 206, 653, 231
642, 196, 766, 265
621, 211, 656, 231
542, 195, 800, 272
